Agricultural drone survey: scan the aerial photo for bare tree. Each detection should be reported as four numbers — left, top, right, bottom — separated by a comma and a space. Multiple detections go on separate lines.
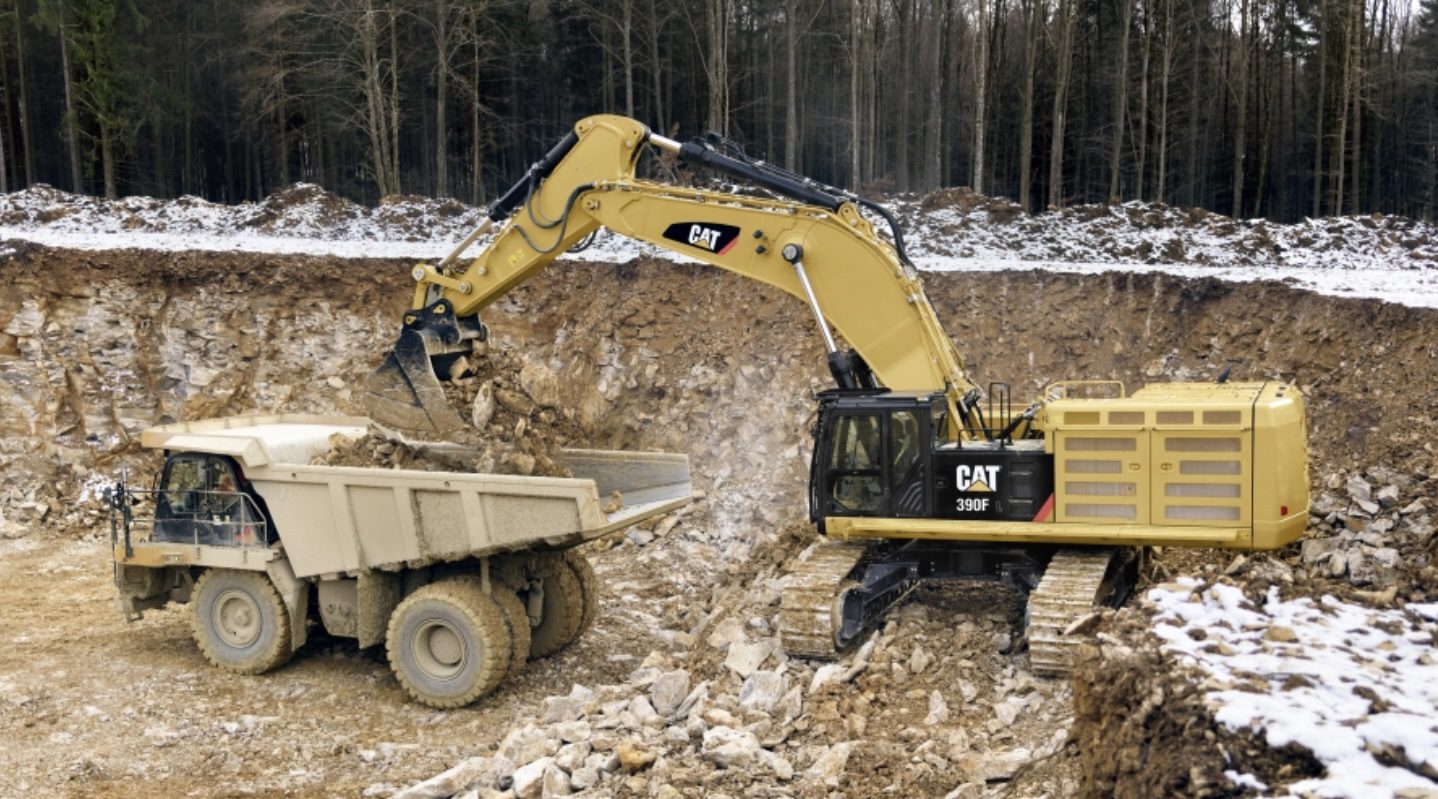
1018, 0, 1046, 209
1108, 0, 1135, 202
1047, 0, 1077, 208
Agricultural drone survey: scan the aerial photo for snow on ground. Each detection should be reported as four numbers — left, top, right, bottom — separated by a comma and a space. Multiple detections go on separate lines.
0, 183, 1435, 308
1149, 581, 1438, 798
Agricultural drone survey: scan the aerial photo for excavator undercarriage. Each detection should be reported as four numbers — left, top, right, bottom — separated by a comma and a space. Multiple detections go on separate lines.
362, 114, 1310, 679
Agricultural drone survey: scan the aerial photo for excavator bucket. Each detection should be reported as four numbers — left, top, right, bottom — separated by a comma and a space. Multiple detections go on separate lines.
361, 300, 480, 436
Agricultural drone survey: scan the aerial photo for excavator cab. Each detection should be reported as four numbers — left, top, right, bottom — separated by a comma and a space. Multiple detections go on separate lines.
810, 392, 941, 525
810, 390, 1056, 530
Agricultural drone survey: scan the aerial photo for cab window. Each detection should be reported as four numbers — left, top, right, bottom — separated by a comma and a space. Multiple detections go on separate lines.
829, 414, 884, 513
889, 411, 920, 489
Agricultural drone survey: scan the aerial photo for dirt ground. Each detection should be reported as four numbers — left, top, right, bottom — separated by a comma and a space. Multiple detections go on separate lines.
2, 243, 1437, 797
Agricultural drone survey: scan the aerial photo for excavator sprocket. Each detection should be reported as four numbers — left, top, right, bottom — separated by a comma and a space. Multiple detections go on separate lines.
1026, 547, 1117, 678
777, 541, 869, 660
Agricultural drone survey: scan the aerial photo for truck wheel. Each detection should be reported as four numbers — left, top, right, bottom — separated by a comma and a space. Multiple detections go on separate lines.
386, 580, 511, 708
527, 554, 584, 659
486, 584, 532, 678
563, 550, 600, 636
191, 569, 293, 675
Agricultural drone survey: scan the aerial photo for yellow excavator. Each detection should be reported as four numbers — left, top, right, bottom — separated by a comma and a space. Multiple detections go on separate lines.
363, 114, 1309, 675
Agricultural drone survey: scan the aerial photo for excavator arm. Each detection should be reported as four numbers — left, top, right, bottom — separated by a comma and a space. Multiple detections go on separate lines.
364, 114, 983, 438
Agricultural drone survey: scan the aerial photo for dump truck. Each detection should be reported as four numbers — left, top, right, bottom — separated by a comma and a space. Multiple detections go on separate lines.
107, 413, 691, 707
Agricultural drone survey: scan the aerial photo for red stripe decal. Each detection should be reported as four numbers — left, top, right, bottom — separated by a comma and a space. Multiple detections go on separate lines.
1033, 493, 1055, 522
717, 238, 737, 255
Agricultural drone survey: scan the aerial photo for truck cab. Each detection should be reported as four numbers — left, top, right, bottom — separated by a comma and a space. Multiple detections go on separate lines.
153, 453, 271, 547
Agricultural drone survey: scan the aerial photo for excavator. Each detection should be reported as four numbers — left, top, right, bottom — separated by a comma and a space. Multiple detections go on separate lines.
362, 115, 1309, 675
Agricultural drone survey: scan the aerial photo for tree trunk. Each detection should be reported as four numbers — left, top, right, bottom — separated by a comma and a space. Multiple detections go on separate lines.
1332, 0, 1357, 214
58, 0, 83, 193
706, 0, 728, 135
1048, 0, 1076, 208
436, 0, 449, 197
972, 0, 989, 193
388, 0, 401, 195
647, 0, 664, 130
621, 0, 634, 119
1019, 0, 1044, 211
1312, 0, 1327, 216
850, 0, 863, 185
785, 0, 798, 169
1135, 0, 1153, 201
924, 0, 945, 189
896, 0, 912, 192
100, 124, 115, 198
1109, 0, 1135, 202
471, 9, 483, 204
14, 2, 31, 186
1230, 0, 1250, 216
1156, 0, 1173, 202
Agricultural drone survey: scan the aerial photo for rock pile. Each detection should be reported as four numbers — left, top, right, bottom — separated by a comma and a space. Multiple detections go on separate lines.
382, 581, 1081, 799
316, 349, 577, 478
1300, 465, 1436, 593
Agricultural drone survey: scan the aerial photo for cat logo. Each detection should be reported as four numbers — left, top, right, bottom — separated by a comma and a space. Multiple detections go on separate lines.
662, 222, 741, 255
955, 464, 1001, 493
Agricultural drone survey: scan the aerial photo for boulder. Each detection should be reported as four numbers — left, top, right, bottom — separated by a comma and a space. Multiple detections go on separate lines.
738, 671, 787, 715
1346, 476, 1373, 503
701, 726, 762, 768
806, 742, 853, 787
617, 739, 656, 772
924, 691, 949, 726
512, 757, 554, 799
723, 640, 772, 678
650, 670, 691, 717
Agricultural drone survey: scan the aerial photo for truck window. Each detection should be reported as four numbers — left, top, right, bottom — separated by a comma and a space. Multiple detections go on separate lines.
163, 458, 206, 515
829, 414, 884, 513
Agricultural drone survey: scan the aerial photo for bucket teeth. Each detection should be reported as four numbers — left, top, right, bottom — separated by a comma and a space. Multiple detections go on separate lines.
1026, 548, 1116, 678
777, 542, 868, 660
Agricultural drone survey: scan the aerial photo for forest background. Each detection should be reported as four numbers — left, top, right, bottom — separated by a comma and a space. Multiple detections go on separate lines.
1, 0, 1435, 222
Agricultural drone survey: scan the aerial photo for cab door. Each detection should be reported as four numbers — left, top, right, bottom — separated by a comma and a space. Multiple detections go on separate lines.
823, 412, 888, 517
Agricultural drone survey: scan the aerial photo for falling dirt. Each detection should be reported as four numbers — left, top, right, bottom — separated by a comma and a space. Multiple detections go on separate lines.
2, 241, 1438, 797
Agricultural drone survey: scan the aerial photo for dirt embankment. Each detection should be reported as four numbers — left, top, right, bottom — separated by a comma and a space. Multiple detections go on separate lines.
2, 245, 1438, 797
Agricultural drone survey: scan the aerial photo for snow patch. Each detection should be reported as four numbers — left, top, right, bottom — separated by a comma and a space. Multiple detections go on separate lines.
1149, 584, 1438, 798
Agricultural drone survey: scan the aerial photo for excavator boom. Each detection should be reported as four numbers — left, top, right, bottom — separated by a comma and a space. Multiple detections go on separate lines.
362, 114, 983, 438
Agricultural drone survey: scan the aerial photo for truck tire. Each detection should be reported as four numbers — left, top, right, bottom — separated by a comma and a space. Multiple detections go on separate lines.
191, 568, 293, 675
563, 550, 600, 636
486, 584, 532, 678
527, 553, 584, 659
386, 580, 512, 708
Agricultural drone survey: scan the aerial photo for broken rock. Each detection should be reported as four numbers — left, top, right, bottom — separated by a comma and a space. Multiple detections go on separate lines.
701, 726, 762, 768
650, 670, 691, 717
806, 741, 853, 787
738, 671, 787, 714
723, 640, 772, 678
512, 757, 554, 799
617, 740, 656, 772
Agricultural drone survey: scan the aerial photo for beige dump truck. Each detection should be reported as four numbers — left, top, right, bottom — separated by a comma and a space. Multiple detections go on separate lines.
107, 414, 691, 707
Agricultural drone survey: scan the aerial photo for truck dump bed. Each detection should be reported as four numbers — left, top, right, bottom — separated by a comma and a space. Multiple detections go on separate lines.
137, 414, 691, 578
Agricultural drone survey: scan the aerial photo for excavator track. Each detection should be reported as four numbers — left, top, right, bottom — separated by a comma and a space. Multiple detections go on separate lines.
778, 542, 870, 660
1026, 548, 1117, 677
